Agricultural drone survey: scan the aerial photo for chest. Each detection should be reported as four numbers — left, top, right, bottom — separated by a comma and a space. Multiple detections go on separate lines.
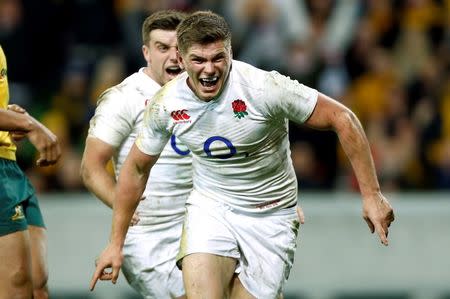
170, 90, 285, 159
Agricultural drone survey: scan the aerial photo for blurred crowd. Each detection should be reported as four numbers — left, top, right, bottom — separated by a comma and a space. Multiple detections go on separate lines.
0, 0, 449, 192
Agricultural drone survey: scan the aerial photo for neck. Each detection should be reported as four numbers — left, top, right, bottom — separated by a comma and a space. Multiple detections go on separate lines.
143, 67, 153, 78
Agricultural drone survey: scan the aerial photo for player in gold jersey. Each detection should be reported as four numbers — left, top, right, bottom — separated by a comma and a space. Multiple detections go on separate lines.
0, 46, 61, 299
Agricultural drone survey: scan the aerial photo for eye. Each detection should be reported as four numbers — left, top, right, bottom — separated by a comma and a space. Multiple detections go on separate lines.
213, 55, 225, 63
191, 58, 203, 64
158, 45, 169, 52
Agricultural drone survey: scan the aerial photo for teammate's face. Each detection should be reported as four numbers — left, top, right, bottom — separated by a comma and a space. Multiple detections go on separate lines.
142, 29, 182, 86
179, 40, 232, 102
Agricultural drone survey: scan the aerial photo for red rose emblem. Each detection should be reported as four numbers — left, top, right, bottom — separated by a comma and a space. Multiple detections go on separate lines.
232, 99, 248, 119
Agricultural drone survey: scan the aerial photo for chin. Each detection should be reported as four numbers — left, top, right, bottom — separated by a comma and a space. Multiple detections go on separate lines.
199, 93, 216, 101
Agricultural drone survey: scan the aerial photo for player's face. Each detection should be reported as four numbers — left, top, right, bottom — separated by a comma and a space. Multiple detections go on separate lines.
179, 40, 232, 102
142, 29, 182, 86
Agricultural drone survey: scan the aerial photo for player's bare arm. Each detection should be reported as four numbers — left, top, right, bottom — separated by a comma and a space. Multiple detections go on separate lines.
0, 107, 33, 132
90, 143, 159, 290
305, 93, 394, 245
1, 106, 60, 167
81, 137, 117, 208
81, 137, 141, 225
6, 104, 29, 140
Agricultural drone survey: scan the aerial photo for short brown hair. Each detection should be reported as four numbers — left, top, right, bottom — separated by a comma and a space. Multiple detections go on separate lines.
142, 10, 187, 45
176, 11, 232, 55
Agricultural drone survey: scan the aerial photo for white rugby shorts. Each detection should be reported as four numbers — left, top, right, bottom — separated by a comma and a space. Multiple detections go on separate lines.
176, 191, 300, 299
121, 216, 185, 299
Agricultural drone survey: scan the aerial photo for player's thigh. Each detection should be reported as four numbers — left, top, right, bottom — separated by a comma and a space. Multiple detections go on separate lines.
24, 193, 48, 286
122, 223, 184, 299
182, 252, 236, 299
28, 225, 48, 286
230, 274, 256, 299
230, 276, 284, 299
0, 230, 33, 296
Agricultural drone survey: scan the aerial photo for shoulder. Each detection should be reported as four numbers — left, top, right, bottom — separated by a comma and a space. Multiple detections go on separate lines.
96, 72, 149, 107
151, 73, 186, 107
230, 60, 269, 92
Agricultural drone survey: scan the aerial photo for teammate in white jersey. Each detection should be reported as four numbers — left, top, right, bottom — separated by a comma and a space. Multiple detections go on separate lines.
81, 10, 191, 299
90, 11, 395, 299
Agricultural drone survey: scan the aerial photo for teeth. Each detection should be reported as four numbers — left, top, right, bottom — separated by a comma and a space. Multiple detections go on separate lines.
167, 66, 180, 71
199, 77, 219, 86
166, 66, 181, 74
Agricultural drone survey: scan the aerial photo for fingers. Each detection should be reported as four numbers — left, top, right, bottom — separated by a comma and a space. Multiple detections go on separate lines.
90, 262, 119, 290
374, 222, 389, 246
130, 212, 140, 226
35, 137, 61, 167
90, 246, 123, 291
364, 217, 375, 233
296, 206, 305, 224
7, 104, 26, 114
10, 131, 27, 141
89, 264, 104, 291
111, 263, 121, 284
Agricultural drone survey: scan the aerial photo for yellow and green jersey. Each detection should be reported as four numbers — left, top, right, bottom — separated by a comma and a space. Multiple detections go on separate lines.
0, 46, 17, 161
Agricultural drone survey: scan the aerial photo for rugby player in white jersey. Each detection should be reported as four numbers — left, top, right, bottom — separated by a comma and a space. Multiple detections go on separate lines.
90, 11, 395, 299
81, 10, 191, 299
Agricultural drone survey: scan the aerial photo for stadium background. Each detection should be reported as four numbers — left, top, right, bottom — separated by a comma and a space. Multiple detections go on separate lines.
1, 0, 449, 298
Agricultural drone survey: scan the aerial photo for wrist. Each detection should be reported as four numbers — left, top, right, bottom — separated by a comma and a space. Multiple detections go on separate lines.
361, 188, 382, 200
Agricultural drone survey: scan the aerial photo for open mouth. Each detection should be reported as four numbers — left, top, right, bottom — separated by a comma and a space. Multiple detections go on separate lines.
199, 76, 219, 88
166, 65, 182, 76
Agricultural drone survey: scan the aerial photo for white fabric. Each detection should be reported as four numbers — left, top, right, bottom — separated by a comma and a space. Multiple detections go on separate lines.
88, 68, 192, 223
122, 216, 185, 299
137, 60, 318, 214
87, 68, 192, 296
177, 190, 300, 299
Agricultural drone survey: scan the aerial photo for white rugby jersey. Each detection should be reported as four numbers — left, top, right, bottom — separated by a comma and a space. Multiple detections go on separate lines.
136, 60, 318, 213
88, 68, 192, 223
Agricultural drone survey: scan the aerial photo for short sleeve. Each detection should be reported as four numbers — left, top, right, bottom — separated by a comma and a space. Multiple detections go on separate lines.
135, 100, 171, 156
88, 88, 134, 147
263, 71, 318, 124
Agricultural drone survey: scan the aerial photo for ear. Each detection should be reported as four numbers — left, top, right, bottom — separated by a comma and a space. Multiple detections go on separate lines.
177, 50, 185, 69
142, 45, 150, 64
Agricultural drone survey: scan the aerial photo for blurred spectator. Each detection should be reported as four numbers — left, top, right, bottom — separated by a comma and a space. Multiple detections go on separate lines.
0, 0, 448, 192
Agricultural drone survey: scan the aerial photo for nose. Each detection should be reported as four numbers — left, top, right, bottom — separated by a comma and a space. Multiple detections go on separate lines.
168, 47, 178, 62
204, 61, 215, 74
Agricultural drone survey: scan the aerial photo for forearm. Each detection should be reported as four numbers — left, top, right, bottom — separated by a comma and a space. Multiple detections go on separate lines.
110, 167, 148, 247
81, 165, 116, 208
336, 111, 380, 196
109, 146, 155, 246
0, 109, 34, 132
81, 137, 118, 208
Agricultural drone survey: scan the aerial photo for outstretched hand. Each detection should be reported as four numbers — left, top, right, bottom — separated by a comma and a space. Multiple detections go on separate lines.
90, 244, 123, 291
27, 120, 61, 166
362, 192, 395, 246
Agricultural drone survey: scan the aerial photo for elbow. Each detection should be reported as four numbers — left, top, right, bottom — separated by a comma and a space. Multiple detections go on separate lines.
335, 109, 361, 132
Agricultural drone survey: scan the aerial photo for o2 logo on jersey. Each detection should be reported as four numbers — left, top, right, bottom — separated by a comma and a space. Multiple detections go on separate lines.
204, 136, 236, 159
171, 135, 190, 156
171, 135, 239, 159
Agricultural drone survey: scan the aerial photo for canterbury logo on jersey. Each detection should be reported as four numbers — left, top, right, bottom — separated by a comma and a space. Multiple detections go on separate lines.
171, 109, 191, 123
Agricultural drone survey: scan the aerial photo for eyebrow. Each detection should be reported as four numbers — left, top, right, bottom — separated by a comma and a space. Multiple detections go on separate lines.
153, 41, 176, 48
189, 52, 226, 60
